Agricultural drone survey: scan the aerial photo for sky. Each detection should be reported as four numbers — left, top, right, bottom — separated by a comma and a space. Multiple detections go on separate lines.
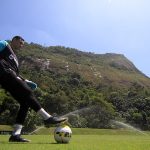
0, 0, 150, 77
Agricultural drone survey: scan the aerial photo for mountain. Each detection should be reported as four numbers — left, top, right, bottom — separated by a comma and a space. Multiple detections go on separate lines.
18, 43, 150, 89
0, 42, 150, 131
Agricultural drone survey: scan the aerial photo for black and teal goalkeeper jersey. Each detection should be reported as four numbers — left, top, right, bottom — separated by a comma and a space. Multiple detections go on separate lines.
0, 40, 19, 74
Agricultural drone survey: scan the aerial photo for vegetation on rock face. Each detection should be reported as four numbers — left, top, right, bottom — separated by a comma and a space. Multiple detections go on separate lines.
0, 42, 150, 131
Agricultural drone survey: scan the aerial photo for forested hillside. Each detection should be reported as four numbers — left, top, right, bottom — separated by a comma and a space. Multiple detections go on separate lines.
0, 42, 150, 131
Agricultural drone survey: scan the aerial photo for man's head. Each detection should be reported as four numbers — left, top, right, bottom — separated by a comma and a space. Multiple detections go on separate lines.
11, 36, 25, 50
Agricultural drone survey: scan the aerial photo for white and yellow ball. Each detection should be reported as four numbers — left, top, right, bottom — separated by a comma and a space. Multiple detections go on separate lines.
54, 125, 72, 143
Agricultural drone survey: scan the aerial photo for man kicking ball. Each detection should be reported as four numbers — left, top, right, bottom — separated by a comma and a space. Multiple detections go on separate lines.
0, 36, 67, 142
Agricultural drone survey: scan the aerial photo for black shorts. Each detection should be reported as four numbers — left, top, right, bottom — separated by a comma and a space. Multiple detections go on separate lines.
0, 68, 41, 112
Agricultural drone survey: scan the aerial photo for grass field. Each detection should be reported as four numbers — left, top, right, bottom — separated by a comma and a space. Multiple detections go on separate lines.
0, 128, 150, 150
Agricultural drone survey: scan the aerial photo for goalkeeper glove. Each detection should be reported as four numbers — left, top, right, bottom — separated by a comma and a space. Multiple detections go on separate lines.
25, 79, 37, 90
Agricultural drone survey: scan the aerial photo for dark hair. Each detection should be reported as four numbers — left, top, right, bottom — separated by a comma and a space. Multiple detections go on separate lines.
12, 36, 24, 41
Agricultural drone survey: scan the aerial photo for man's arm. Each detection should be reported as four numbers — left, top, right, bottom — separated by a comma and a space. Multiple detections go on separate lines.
17, 75, 37, 90
0, 40, 8, 52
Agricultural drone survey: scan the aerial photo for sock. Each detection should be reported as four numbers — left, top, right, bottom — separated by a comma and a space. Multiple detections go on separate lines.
37, 108, 52, 120
12, 124, 23, 136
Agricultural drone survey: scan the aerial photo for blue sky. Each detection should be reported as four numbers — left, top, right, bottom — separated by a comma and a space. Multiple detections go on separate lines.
1, 0, 150, 77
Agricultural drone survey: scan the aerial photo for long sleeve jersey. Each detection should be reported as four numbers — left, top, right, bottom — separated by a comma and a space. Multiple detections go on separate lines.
0, 40, 19, 74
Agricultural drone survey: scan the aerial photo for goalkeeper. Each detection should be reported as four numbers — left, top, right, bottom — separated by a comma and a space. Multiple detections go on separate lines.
0, 36, 67, 142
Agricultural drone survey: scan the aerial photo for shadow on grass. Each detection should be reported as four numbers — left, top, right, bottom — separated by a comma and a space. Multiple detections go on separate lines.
51, 142, 69, 145
0, 141, 69, 145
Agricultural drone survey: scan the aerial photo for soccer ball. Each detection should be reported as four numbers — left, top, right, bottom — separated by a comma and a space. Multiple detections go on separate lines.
54, 125, 72, 143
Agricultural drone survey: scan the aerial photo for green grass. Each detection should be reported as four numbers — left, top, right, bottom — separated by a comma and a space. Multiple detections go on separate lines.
0, 128, 150, 150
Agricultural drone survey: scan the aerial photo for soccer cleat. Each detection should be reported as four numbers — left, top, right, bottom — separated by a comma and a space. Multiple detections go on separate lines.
44, 116, 68, 127
9, 134, 31, 142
